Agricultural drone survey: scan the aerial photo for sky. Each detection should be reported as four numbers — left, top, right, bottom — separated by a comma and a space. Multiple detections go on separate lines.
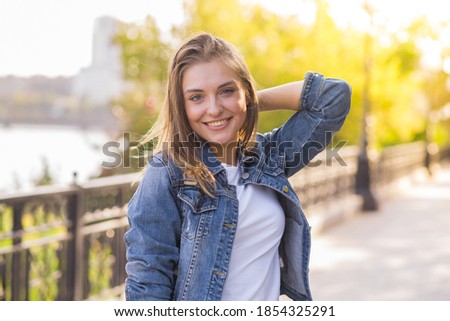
0, 0, 449, 78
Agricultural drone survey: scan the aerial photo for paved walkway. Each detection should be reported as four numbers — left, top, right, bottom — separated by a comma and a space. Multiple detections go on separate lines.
309, 163, 450, 300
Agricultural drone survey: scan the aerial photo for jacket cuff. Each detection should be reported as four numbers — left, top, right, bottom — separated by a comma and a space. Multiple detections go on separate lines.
299, 71, 324, 111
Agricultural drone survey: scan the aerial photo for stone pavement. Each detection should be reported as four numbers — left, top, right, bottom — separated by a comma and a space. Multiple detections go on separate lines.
308, 163, 450, 300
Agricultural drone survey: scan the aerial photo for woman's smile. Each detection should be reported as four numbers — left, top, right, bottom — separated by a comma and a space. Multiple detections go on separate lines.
203, 117, 232, 129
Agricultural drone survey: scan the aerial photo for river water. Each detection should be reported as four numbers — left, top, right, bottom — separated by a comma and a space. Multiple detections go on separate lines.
0, 124, 117, 193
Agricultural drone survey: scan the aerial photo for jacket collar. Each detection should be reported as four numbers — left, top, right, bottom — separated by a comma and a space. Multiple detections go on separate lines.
199, 141, 224, 176
199, 140, 262, 176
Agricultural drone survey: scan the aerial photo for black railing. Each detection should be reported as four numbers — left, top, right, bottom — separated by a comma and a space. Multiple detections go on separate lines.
0, 142, 448, 301
0, 174, 136, 300
290, 146, 360, 209
376, 141, 426, 186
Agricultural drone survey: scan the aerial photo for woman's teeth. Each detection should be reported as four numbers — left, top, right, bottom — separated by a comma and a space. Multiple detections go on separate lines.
207, 119, 226, 127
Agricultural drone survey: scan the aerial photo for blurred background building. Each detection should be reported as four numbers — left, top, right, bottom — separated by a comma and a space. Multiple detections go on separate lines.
0, 16, 125, 130
72, 16, 126, 107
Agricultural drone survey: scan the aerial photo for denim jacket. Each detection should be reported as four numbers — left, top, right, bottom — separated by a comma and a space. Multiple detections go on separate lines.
124, 72, 351, 301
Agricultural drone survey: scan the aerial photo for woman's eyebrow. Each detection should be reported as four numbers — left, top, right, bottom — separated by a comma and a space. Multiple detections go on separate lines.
184, 88, 203, 94
218, 80, 237, 89
184, 80, 237, 94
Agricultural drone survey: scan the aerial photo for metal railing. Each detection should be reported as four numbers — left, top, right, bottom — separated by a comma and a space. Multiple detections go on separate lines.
0, 174, 136, 300
376, 141, 426, 186
290, 146, 360, 209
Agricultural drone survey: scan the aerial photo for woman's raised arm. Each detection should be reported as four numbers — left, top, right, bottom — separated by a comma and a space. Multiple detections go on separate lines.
257, 81, 304, 112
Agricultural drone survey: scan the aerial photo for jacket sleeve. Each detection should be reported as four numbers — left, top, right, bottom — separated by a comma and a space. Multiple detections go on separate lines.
124, 157, 181, 300
264, 71, 351, 178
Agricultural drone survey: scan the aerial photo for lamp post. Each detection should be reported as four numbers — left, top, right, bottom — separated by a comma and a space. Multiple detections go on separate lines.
355, 1, 378, 211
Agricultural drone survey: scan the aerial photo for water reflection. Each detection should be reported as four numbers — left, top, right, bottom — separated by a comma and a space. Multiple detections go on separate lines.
0, 124, 113, 192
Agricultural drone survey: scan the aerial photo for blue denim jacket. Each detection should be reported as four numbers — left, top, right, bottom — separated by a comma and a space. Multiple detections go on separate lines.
124, 72, 351, 301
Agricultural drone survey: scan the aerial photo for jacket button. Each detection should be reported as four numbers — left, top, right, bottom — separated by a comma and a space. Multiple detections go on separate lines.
223, 223, 236, 229
282, 185, 289, 193
241, 172, 249, 179
214, 270, 226, 278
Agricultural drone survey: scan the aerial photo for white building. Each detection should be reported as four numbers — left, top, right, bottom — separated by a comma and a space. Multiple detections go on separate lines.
72, 16, 126, 106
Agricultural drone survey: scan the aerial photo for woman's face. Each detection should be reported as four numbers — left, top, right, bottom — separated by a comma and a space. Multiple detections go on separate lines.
182, 59, 247, 149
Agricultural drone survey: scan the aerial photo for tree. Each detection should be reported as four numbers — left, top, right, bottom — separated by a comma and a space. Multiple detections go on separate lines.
114, 0, 448, 152
114, 16, 171, 137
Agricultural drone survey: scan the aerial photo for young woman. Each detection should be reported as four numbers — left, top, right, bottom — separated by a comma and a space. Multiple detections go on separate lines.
124, 33, 351, 301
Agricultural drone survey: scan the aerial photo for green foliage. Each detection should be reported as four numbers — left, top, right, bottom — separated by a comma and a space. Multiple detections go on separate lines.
114, 16, 171, 136
115, 0, 450, 148
88, 236, 113, 297
20, 202, 66, 300
0, 205, 13, 248
34, 157, 53, 186
29, 243, 60, 300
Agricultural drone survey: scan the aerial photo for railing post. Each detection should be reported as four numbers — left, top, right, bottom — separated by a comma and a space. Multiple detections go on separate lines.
66, 183, 85, 301
74, 187, 85, 300
11, 202, 24, 300
66, 193, 76, 300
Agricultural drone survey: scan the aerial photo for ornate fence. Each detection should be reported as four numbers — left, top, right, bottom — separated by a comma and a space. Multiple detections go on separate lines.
376, 141, 426, 186
0, 142, 448, 300
290, 146, 360, 209
0, 174, 136, 301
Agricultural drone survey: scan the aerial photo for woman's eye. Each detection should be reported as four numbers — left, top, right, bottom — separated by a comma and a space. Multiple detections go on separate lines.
221, 88, 235, 95
189, 94, 203, 101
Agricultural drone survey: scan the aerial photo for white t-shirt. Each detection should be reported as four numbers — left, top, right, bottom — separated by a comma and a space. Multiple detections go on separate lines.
221, 163, 285, 301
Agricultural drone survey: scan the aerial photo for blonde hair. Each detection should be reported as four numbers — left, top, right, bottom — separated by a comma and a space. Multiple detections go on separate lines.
139, 32, 259, 196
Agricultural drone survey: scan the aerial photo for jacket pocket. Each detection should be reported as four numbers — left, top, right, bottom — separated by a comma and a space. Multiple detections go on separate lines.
177, 186, 217, 241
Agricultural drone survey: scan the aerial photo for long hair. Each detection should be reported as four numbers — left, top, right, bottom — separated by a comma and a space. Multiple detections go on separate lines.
139, 33, 259, 196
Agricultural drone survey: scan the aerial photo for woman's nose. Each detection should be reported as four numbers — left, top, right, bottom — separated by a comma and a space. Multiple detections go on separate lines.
207, 97, 223, 116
